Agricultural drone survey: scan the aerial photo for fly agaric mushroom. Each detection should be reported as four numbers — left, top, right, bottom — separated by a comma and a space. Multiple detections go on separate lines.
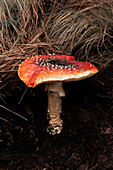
18, 54, 98, 135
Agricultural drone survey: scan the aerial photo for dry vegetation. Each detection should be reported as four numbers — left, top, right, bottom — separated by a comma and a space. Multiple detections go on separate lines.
0, 0, 113, 82
0, 0, 55, 82
45, 0, 113, 68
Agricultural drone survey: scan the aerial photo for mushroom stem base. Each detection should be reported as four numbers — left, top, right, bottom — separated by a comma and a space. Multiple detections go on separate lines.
45, 82, 65, 135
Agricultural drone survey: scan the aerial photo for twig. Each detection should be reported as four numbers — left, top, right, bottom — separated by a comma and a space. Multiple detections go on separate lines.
0, 104, 28, 121
0, 116, 8, 122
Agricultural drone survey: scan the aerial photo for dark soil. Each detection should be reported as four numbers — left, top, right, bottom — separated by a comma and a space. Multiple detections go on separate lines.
0, 70, 113, 169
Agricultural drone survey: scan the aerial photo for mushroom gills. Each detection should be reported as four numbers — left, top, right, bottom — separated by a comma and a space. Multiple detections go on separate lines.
45, 82, 65, 135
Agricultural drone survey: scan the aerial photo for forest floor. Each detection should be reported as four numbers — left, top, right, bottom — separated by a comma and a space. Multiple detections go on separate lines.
0, 78, 113, 169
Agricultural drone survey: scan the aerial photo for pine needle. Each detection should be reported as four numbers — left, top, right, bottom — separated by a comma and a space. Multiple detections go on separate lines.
0, 104, 28, 121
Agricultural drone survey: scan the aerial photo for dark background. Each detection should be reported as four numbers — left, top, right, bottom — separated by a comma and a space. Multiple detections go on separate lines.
0, 67, 113, 169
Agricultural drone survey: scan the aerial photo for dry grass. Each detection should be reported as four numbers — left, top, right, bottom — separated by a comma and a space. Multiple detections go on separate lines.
44, 0, 113, 68
0, 0, 113, 94
1, 0, 113, 82
0, 0, 56, 82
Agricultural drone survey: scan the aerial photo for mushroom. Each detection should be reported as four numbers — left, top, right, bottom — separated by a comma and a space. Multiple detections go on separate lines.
18, 54, 98, 135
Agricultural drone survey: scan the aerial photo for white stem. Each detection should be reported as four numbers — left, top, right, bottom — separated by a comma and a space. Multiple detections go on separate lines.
45, 82, 65, 135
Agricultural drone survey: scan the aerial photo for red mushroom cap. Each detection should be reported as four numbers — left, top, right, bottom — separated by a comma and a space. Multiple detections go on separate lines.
18, 54, 98, 87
